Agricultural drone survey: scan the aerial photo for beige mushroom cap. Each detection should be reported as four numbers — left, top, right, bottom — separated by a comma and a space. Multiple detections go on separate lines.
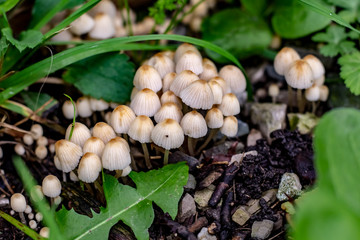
147, 53, 175, 78
92, 122, 116, 144
65, 122, 91, 147
128, 115, 154, 143
303, 54, 325, 80
219, 65, 246, 94
55, 139, 83, 172
110, 105, 136, 134
220, 116, 238, 137
102, 137, 131, 171
180, 111, 208, 138
83, 137, 105, 157
170, 70, 199, 96
305, 84, 320, 102
176, 50, 203, 75
42, 175, 62, 198
78, 153, 102, 183
154, 102, 183, 123
180, 80, 214, 110
130, 88, 161, 117
10, 193, 27, 212
274, 47, 300, 76
151, 119, 184, 150
285, 59, 314, 89
133, 65, 162, 92
219, 93, 240, 116
205, 107, 224, 129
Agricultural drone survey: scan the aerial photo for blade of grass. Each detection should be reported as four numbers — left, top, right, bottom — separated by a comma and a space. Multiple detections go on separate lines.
63, 94, 75, 141
297, 0, 360, 34
31, 0, 69, 31
0, 34, 251, 103
0, 210, 45, 240
13, 155, 62, 240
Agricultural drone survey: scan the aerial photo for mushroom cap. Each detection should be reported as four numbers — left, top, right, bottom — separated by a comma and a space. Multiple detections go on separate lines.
89, 0, 117, 18
14, 144, 25, 156
130, 88, 161, 117
170, 70, 199, 96
220, 116, 238, 137
151, 119, 184, 150
78, 153, 102, 183
30, 185, 44, 202
37, 136, 48, 146
133, 65, 162, 92
83, 136, 105, 157
110, 105, 136, 134
23, 134, 34, 146
10, 193, 27, 212
35, 145, 48, 160
305, 84, 320, 102
208, 80, 223, 105
90, 98, 109, 111
176, 50, 203, 75
42, 175, 62, 198
274, 47, 300, 76
174, 43, 202, 63
285, 59, 314, 89
92, 122, 116, 144
162, 72, 177, 92
219, 65, 246, 94
319, 85, 329, 102
121, 165, 132, 177
55, 139, 83, 172
210, 76, 230, 94
65, 122, 91, 147
180, 110, 208, 138
160, 90, 183, 109
130, 87, 139, 101
180, 80, 214, 110
31, 124, 43, 140
268, 83, 280, 97
155, 102, 183, 123
199, 63, 218, 81
102, 137, 131, 171
205, 107, 224, 129
89, 13, 115, 39
39, 227, 50, 238
76, 97, 93, 118
219, 93, 240, 116
147, 53, 175, 78
314, 74, 325, 86
62, 100, 77, 120
303, 54, 325, 80
128, 115, 154, 143
70, 13, 95, 36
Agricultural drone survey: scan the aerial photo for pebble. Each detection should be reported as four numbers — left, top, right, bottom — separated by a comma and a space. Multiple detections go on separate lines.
197, 227, 217, 240
185, 174, 196, 190
178, 193, 196, 223
261, 189, 278, 205
251, 219, 274, 239
246, 129, 262, 146
194, 185, 215, 208
250, 103, 287, 140
246, 199, 260, 215
277, 173, 302, 201
0, 198, 9, 207
232, 206, 251, 226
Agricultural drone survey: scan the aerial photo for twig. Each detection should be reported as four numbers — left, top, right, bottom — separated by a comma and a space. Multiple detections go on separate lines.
0, 170, 15, 195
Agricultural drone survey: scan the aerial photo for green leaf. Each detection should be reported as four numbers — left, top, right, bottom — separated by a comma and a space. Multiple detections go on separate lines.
272, 0, 331, 39
338, 51, 360, 95
201, 9, 272, 61
240, 0, 267, 16
0, 34, 251, 103
297, 0, 360, 35
63, 53, 134, 103
326, 0, 359, 10
1, 28, 43, 52
56, 162, 189, 240
20, 91, 58, 115
0, 35, 8, 58
293, 189, 360, 240
30, 0, 86, 30
314, 108, 360, 215
149, 0, 186, 24
0, 0, 19, 14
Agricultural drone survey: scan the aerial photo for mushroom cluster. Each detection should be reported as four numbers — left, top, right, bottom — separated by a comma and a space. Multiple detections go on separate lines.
273, 47, 329, 113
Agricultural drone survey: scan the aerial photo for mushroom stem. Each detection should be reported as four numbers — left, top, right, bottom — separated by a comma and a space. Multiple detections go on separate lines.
297, 89, 304, 113
312, 101, 317, 114
188, 137, 195, 156
141, 143, 152, 169
272, 96, 276, 104
115, 170, 123, 179
287, 85, 293, 112
196, 128, 218, 155
62, 172, 67, 183
84, 183, 94, 195
163, 149, 170, 165
19, 212, 26, 224
94, 178, 105, 202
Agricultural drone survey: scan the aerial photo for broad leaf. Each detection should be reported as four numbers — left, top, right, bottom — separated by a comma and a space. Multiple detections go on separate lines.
0, 0, 19, 14
56, 162, 189, 240
338, 51, 360, 95
327, 0, 359, 10
1, 28, 43, 52
240, 0, 267, 16
63, 53, 135, 103
314, 108, 360, 215
201, 9, 272, 61
20, 91, 58, 115
272, 0, 331, 38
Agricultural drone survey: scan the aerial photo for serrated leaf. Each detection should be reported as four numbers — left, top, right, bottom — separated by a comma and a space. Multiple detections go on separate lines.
1, 28, 43, 52
312, 25, 347, 44
56, 162, 189, 240
201, 9, 272, 62
272, 0, 331, 38
339, 51, 360, 95
63, 53, 135, 103
20, 91, 58, 115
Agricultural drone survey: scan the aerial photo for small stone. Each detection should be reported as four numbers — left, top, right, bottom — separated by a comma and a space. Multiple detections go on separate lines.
246, 199, 261, 215
194, 185, 215, 208
237, 119, 250, 137
185, 174, 196, 190
247, 129, 262, 146
261, 189, 278, 205
0, 198, 9, 207
178, 193, 196, 223
197, 227, 217, 240
232, 206, 251, 226
230, 150, 258, 165
251, 103, 287, 140
251, 220, 274, 239
277, 173, 302, 201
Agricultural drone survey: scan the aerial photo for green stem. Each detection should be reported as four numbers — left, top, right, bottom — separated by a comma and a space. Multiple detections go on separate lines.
115, 169, 123, 178
164, 149, 170, 165
142, 142, 152, 169
123, 0, 133, 36
164, 1, 188, 34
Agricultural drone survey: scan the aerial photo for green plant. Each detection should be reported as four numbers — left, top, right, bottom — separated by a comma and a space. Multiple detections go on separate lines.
292, 108, 360, 240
